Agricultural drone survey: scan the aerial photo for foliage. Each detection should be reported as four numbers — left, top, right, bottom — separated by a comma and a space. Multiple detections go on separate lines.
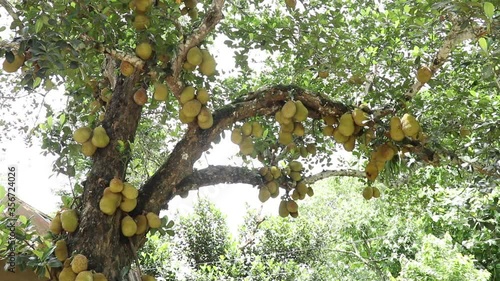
0, 0, 498, 280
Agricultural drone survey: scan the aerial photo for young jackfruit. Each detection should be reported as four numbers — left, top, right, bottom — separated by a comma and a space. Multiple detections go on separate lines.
121, 215, 137, 237
281, 100, 297, 119
401, 113, 420, 137
60, 209, 78, 233
120, 197, 137, 212
231, 128, 243, 145
352, 108, 369, 126
135, 215, 148, 235
196, 88, 210, 104
73, 127, 92, 144
91, 126, 110, 148
199, 50, 216, 76
59, 266, 77, 281
278, 200, 289, 218
362, 186, 373, 200
71, 254, 88, 274
258, 186, 271, 203
389, 116, 405, 141
153, 83, 168, 101
338, 113, 355, 136
100, 196, 118, 215
416, 66, 432, 84
146, 212, 161, 228
293, 100, 308, 122
55, 240, 68, 262
135, 42, 152, 60
49, 213, 63, 235
180, 86, 196, 104
122, 183, 139, 199
187, 47, 203, 66
93, 273, 108, 281
75, 271, 93, 281
181, 99, 202, 118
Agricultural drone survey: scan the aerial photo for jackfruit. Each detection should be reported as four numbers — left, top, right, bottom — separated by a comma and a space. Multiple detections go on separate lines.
270, 166, 281, 179
389, 116, 405, 141
293, 122, 305, 136
180, 86, 195, 104
181, 99, 202, 118
186, 47, 202, 66
332, 128, 349, 143
231, 128, 243, 144
2, 54, 25, 73
135, 215, 148, 235
362, 186, 373, 200
196, 88, 209, 104
134, 0, 151, 12
71, 254, 88, 273
49, 213, 63, 235
60, 209, 78, 233
103, 187, 122, 207
290, 171, 302, 181
289, 161, 302, 172
100, 196, 117, 215
278, 131, 293, 145
266, 180, 279, 194
135, 42, 152, 60
59, 266, 76, 281
251, 122, 263, 138
416, 66, 432, 84
179, 110, 195, 124
133, 88, 148, 106
141, 275, 156, 281
372, 187, 381, 198
197, 111, 213, 129
199, 50, 216, 76
146, 212, 161, 228
278, 201, 289, 217
75, 271, 93, 281
338, 113, 355, 136
401, 113, 420, 137
241, 122, 253, 136
293, 101, 308, 122
153, 82, 168, 101
120, 61, 135, 76
258, 187, 271, 203
365, 162, 378, 181
343, 135, 356, 151
91, 126, 110, 148
296, 181, 308, 195
323, 115, 337, 126
281, 100, 297, 119
352, 108, 369, 126
121, 215, 137, 237
109, 177, 124, 193
133, 14, 150, 30
93, 273, 108, 281
239, 137, 254, 155
73, 127, 92, 144
286, 200, 298, 213
55, 240, 68, 262
122, 182, 138, 199
120, 197, 137, 212
322, 125, 334, 136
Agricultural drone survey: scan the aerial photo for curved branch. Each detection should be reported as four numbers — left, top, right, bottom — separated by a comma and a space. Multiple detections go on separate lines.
165, 0, 225, 98
175, 165, 263, 193
305, 169, 365, 184
405, 20, 486, 99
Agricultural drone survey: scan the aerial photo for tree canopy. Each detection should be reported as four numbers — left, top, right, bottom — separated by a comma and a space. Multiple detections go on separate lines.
0, 0, 498, 280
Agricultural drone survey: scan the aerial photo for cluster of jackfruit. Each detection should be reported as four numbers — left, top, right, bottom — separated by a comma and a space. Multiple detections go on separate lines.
287, 142, 317, 159
290, 181, 314, 201
183, 46, 216, 76
54, 251, 110, 281
323, 108, 370, 152
231, 121, 264, 155
364, 143, 397, 181
258, 166, 282, 202
180, 0, 200, 20
121, 212, 161, 238
362, 186, 381, 200
389, 113, 421, 141
99, 177, 139, 215
130, 0, 152, 30
178, 86, 213, 129
73, 126, 110, 157
278, 199, 299, 218
2, 52, 25, 73
49, 209, 79, 235
275, 100, 309, 146
284, 160, 305, 182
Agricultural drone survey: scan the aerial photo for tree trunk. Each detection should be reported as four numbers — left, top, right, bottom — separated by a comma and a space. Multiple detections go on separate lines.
67, 73, 144, 280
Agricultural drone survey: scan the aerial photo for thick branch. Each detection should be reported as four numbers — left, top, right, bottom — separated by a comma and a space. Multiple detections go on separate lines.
405, 20, 486, 98
165, 0, 225, 98
305, 169, 365, 184
175, 165, 263, 193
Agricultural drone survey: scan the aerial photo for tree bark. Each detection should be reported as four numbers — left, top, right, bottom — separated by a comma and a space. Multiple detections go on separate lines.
67, 72, 143, 280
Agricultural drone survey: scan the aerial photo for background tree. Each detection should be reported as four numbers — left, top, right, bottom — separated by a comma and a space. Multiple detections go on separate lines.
0, 0, 498, 280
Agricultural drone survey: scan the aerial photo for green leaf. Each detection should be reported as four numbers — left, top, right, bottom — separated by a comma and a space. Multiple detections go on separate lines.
35, 18, 44, 33
166, 229, 175, 236
484, 2, 495, 19
478, 38, 488, 52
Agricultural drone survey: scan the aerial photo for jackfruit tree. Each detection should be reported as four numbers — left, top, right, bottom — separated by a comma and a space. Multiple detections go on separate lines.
0, 0, 498, 280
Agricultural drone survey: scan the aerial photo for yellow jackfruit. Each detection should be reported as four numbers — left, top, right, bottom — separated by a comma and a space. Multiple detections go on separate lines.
121, 215, 137, 237
60, 209, 78, 233
338, 113, 355, 136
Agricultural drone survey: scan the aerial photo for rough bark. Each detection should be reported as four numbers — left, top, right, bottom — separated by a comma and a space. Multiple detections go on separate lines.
67, 72, 143, 280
